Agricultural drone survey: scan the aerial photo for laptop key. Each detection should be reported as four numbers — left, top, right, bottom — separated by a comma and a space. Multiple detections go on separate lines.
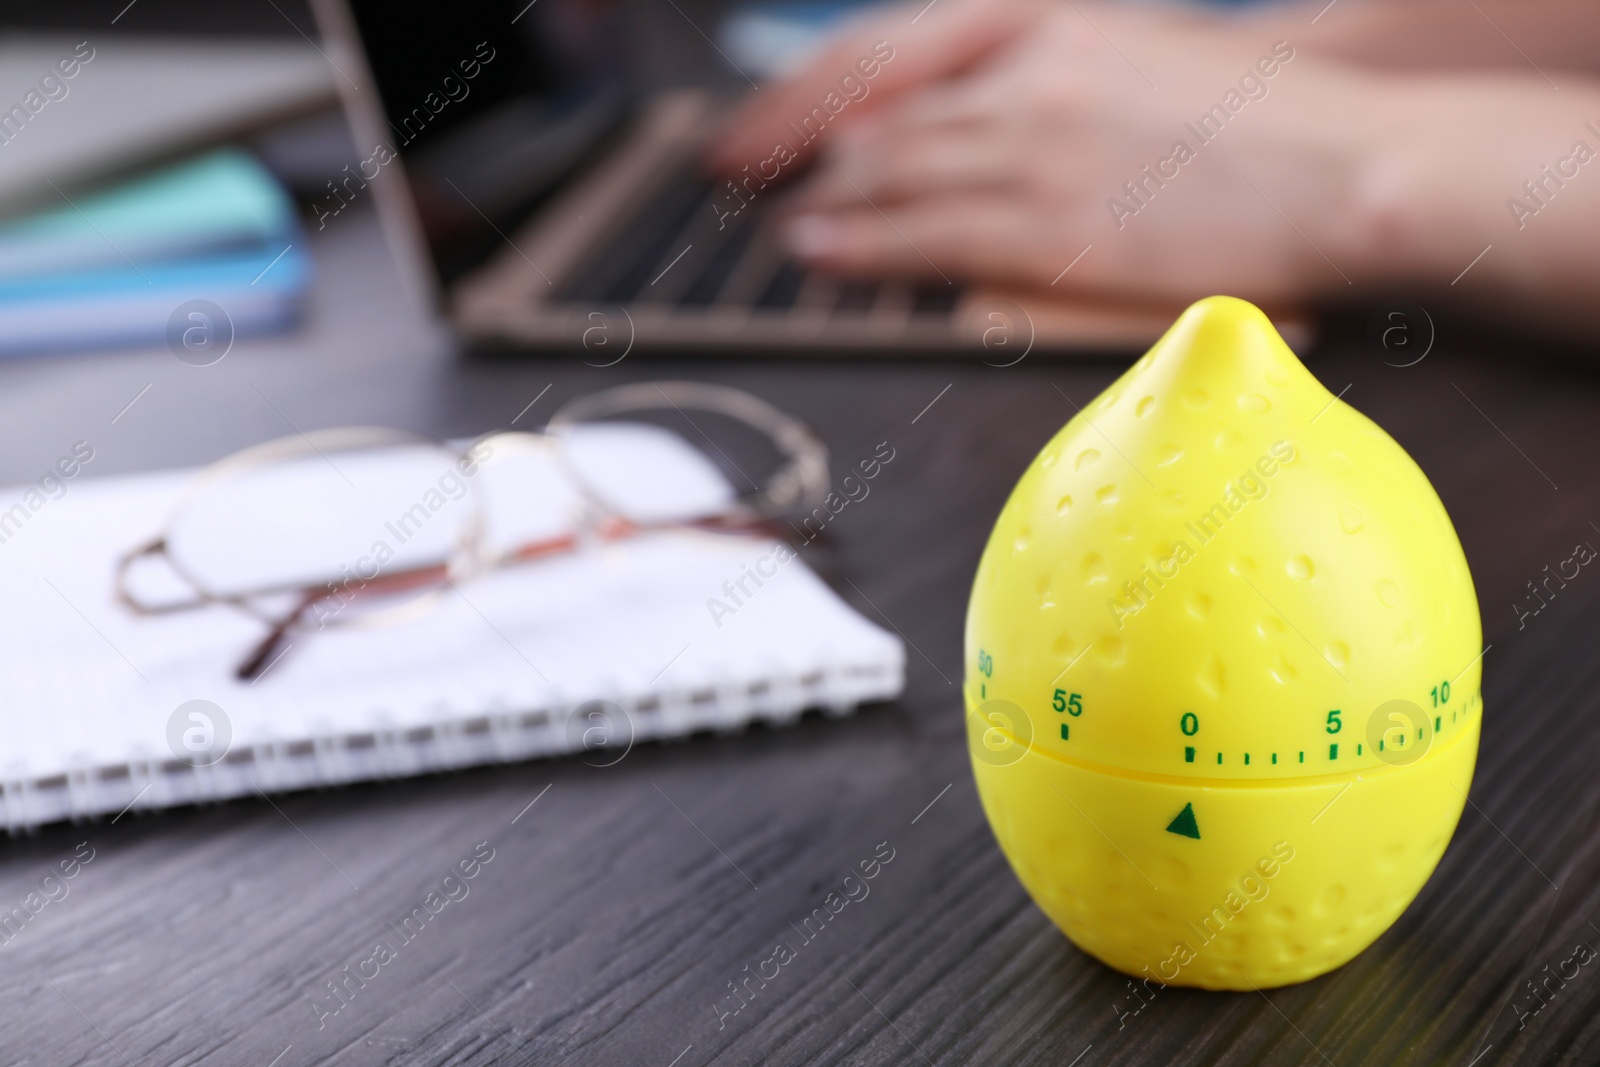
714, 223, 786, 309
640, 193, 751, 306
911, 283, 960, 316
834, 282, 878, 314
754, 262, 806, 310
555, 165, 709, 303
602, 177, 714, 303
679, 217, 758, 308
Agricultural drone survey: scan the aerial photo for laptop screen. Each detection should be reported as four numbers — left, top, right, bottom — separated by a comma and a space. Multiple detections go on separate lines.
342, 0, 629, 282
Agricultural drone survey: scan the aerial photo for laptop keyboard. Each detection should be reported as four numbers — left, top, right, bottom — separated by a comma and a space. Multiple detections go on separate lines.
554, 164, 960, 317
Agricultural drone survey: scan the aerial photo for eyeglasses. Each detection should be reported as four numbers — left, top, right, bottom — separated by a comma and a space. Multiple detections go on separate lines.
114, 382, 829, 680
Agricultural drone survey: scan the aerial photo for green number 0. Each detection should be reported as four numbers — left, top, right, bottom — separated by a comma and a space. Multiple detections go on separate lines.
1180, 712, 1199, 736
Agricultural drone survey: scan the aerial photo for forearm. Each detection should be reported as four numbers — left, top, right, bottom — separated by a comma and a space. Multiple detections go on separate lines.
1241, 0, 1600, 74
1328, 72, 1600, 336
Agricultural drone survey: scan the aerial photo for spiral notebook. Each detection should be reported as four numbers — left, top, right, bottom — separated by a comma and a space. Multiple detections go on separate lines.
0, 426, 904, 831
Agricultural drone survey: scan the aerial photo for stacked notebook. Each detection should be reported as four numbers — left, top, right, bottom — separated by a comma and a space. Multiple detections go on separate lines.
0, 425, 904, 830
0, 149, 309, 355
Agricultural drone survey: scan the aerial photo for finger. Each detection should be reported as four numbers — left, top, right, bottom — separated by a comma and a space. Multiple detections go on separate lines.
706, 0, 1045, 175
792, 121, 1018, 211
879, 53, 1037, 133
783, 195, 1044, 284
806, 63, 1048, 199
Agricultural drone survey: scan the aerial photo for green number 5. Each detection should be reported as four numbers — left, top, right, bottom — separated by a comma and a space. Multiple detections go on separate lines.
1326, 709, 1342, 734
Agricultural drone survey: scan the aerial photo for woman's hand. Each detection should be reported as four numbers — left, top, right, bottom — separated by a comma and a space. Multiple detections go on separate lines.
707, 0, 1057, 178
746, 4, 1409, 302
713, 0, 1600, 335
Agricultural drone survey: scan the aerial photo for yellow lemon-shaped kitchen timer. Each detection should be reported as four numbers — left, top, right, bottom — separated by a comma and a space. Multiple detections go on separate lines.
965, 296, 1481, 990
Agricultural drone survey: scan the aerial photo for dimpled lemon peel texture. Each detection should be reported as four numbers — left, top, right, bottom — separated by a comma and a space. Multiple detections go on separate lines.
964, 296, 1481, 991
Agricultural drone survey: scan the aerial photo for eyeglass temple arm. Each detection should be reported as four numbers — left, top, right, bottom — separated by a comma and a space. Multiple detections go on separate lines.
234, 559, 463, 680
235, 589, 323, 681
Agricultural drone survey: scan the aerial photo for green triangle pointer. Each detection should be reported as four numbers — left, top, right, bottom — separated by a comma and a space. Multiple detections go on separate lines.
1166, 803, 1201, 839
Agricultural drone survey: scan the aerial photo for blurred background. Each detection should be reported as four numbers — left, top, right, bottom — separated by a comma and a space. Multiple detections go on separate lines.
5, 0, 1595, 370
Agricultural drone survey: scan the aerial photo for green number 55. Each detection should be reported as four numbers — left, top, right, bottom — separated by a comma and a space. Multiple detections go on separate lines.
1052, 690, 1083, 715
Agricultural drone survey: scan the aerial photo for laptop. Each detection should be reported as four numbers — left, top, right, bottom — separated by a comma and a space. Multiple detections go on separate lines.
313, 0, 1291, 358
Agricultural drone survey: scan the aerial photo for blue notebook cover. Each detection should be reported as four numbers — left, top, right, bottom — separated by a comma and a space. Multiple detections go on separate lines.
0, 149, 298, 277
0, 148, 309, 355
0, 244, 309, 355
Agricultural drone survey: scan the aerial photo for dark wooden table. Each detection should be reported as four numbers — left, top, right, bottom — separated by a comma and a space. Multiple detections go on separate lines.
0, 190, 1597, 1067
